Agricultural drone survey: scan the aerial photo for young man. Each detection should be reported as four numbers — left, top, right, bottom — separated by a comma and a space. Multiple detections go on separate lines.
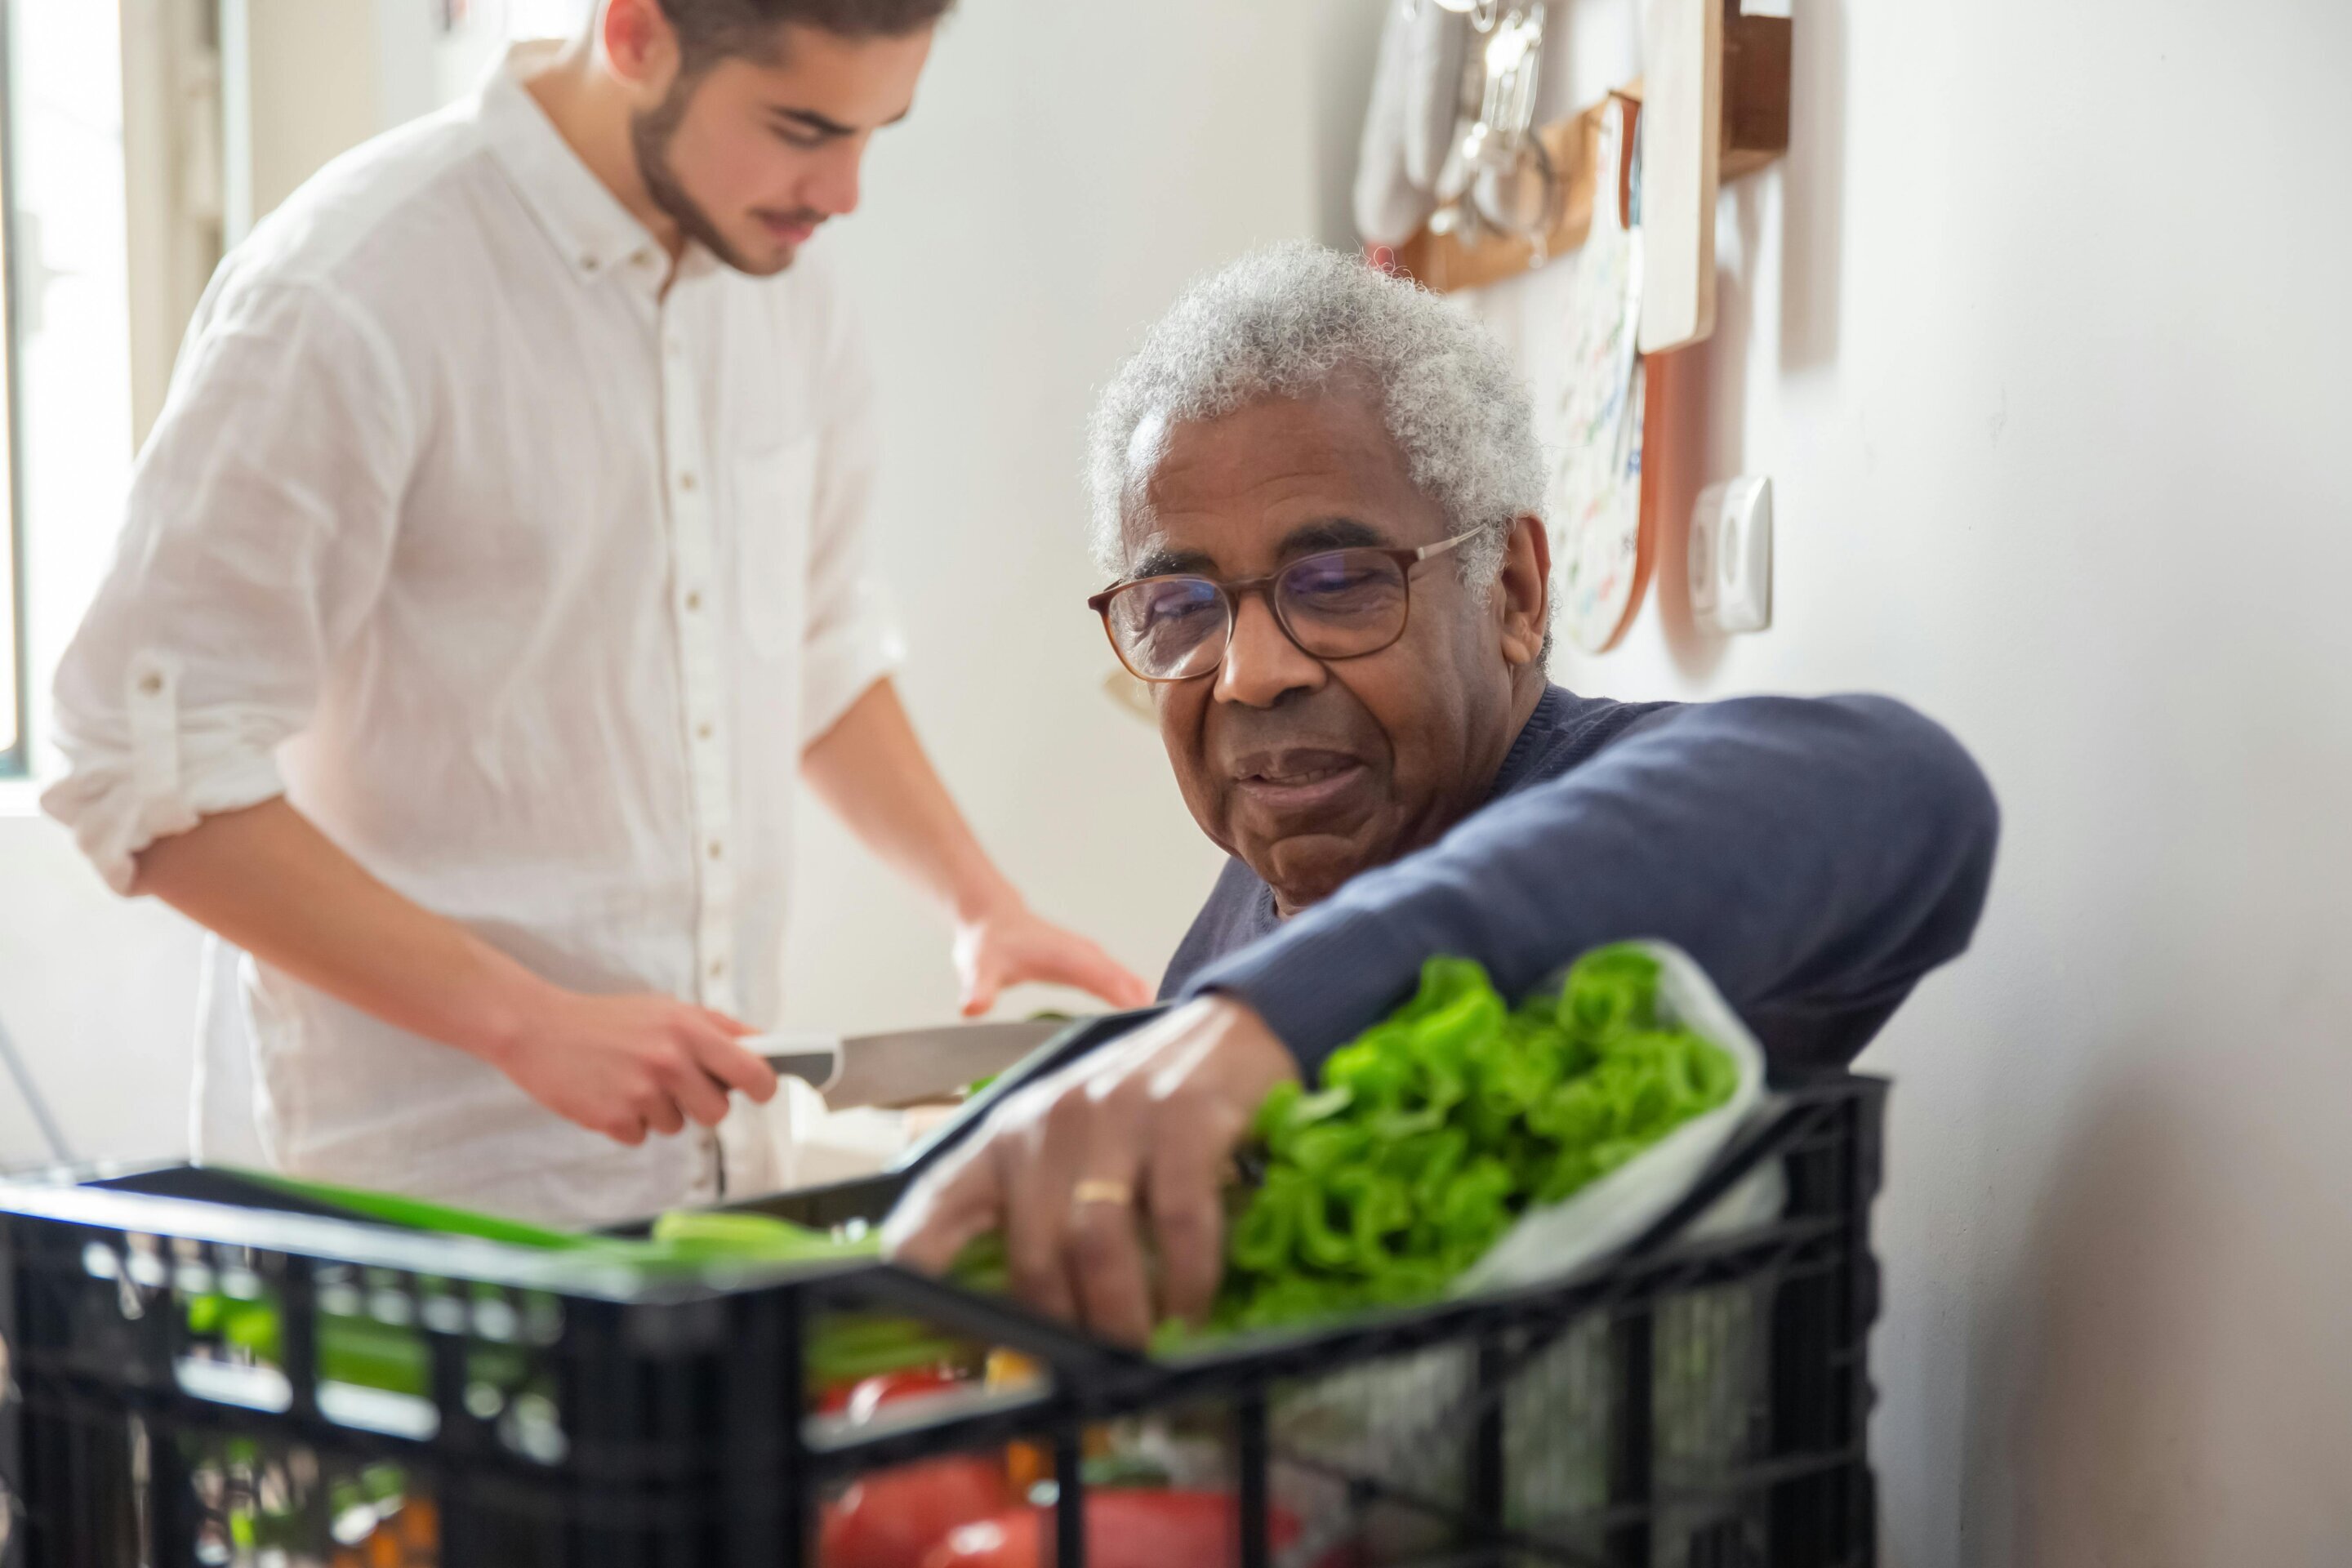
887, 246, 1999, 1344
44, 0, 1147, 1223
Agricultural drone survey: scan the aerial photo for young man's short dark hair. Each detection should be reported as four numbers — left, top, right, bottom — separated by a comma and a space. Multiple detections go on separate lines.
657, 0, 956, 69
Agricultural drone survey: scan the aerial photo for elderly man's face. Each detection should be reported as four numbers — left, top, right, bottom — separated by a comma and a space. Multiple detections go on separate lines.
1128, 390, 1549, 913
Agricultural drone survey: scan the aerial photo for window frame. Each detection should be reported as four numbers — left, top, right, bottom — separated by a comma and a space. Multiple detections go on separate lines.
0, 0, 29, 782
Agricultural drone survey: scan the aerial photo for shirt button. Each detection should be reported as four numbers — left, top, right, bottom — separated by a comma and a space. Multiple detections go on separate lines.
581, 255, 599, 272
633, 248, 654, 268
709, 958, 727, 979
707, 840, 724, 861
679, 472, 699, 492
137, 673, 163, 696
684, 590, 702, 612
697, 722, 715, 741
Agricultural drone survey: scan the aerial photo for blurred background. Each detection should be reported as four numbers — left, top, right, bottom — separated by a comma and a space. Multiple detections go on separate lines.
2, 0, 2349, 1560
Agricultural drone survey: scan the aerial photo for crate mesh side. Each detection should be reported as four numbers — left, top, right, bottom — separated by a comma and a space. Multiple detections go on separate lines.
0, 1083, 1882, 1568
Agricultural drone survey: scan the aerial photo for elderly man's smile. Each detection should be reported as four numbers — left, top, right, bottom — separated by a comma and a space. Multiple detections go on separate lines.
1231, 747, 1372, 811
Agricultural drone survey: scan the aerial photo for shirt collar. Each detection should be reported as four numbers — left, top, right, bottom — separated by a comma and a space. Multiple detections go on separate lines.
475, 42, 700, 290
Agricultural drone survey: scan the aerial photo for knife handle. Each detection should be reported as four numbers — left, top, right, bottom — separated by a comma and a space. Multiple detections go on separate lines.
746, 1031, 844, 1094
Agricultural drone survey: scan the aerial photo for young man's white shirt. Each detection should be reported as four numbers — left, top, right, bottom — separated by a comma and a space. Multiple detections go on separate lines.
44, 45, 902, 1223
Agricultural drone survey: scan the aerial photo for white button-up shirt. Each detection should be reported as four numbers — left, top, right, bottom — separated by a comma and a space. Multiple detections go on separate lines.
42, 47, 902, 1224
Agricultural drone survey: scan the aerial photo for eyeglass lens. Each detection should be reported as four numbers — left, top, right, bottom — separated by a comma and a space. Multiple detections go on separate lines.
1107, 549, 1413, 680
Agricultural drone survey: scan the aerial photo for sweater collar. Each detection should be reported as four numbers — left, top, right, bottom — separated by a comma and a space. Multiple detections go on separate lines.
1488, 684, 1575, 801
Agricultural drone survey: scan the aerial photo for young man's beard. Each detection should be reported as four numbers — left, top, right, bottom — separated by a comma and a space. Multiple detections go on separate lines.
630, 72, 762, 274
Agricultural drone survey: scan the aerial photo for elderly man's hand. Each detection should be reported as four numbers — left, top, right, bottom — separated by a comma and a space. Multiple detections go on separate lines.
884, 996, 1299, 1346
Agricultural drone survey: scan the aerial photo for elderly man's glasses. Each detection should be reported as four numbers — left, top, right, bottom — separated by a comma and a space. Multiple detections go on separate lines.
1088, 532, 1480, 684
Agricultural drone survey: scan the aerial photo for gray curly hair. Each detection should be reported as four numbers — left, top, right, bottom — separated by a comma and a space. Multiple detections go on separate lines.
1085, 242, 1544, 588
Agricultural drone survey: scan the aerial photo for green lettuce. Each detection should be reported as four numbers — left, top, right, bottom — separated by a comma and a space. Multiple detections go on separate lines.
1209, 946, 1735, 1333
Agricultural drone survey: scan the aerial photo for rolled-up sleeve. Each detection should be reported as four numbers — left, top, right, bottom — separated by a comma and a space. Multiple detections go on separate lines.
795, 285, 903, 746
42, 279, 413, 893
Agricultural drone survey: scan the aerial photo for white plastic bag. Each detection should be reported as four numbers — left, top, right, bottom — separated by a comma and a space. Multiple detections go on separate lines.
1450, 939, 1773, 1297
1268, 943, 1778, 1564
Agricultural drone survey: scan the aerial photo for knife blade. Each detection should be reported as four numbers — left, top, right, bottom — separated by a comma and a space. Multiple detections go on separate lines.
747, 1018, 1073, 1110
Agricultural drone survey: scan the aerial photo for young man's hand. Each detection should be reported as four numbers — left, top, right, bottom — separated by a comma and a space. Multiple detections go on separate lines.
800, 680, 1151, 1018
131, 797, 783, 1151
953, 899, 1154, 1017
884, 995, 1297, 1347
490, 991, 778, 1147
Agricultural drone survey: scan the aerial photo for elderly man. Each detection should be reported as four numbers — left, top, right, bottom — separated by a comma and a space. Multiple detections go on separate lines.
889, 244, 1998, 1344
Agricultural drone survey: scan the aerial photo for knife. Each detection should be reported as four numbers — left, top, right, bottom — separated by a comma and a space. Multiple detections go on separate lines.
748, 1018, 1074, 1110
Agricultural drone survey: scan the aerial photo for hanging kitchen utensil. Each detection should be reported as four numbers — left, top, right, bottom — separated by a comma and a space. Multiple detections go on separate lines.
1426, 1, 1556, 250
1546, 94, 1655, 656
1464, 3, 1554, 243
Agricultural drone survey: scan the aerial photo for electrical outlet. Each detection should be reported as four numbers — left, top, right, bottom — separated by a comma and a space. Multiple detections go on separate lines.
1689, 476, 1772, 634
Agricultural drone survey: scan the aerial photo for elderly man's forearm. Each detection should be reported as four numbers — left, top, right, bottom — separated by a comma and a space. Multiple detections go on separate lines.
1183, 694, 1999, 1071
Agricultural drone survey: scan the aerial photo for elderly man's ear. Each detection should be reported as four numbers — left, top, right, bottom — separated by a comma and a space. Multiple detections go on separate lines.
1496, 515, 1552, 667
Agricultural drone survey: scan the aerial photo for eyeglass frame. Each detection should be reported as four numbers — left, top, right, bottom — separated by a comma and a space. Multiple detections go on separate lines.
1086, 529, 1482, 684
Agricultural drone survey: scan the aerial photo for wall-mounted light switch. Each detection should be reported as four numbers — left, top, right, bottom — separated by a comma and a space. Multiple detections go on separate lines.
1689, 475, 1773, 634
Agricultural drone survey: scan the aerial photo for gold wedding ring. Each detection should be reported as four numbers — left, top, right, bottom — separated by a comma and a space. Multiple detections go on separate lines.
1071, 1178, 1134, 1208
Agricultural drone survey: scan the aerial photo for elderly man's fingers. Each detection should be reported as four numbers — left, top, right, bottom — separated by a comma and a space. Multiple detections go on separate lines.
1066, 1209, 1155, 1348
1144, 1111, 1233, 1328
882, 1143, 1004, 1277
999, 1116, 1086, 1325
1063, 1137, 1157, 1347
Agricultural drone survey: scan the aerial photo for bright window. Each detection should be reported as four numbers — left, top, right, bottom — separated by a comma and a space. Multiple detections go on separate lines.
0, 2, 27, 777
0, 0, 136, 781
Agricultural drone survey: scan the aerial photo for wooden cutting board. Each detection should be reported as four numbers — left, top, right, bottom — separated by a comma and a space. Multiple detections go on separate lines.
1638, 0, 1722, 354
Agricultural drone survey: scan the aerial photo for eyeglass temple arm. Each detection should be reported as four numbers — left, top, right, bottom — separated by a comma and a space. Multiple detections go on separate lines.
1412, 529, 1486, 563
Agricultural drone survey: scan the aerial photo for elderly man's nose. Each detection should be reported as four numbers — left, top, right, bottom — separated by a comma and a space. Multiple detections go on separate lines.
1216, 593, 1321, 707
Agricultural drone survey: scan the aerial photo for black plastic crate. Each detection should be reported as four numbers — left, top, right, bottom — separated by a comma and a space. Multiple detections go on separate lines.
0, 1022, 1882, 1568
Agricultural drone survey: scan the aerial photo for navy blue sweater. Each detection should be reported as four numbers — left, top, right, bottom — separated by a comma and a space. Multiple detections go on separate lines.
1160, 686, 1999, 1076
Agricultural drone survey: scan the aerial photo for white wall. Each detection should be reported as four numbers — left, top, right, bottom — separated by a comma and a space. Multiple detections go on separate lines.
0, 814, 203, 1166
1467, 0, 2352, 1559
773, 0, 1332, 1031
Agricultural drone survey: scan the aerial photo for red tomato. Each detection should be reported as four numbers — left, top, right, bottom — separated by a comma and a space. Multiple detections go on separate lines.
919, 1490, 1304, 1568
820, 1455, 1009, 1568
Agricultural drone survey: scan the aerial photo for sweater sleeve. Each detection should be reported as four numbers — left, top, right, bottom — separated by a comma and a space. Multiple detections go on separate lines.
1180, 694, 2000, 1076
